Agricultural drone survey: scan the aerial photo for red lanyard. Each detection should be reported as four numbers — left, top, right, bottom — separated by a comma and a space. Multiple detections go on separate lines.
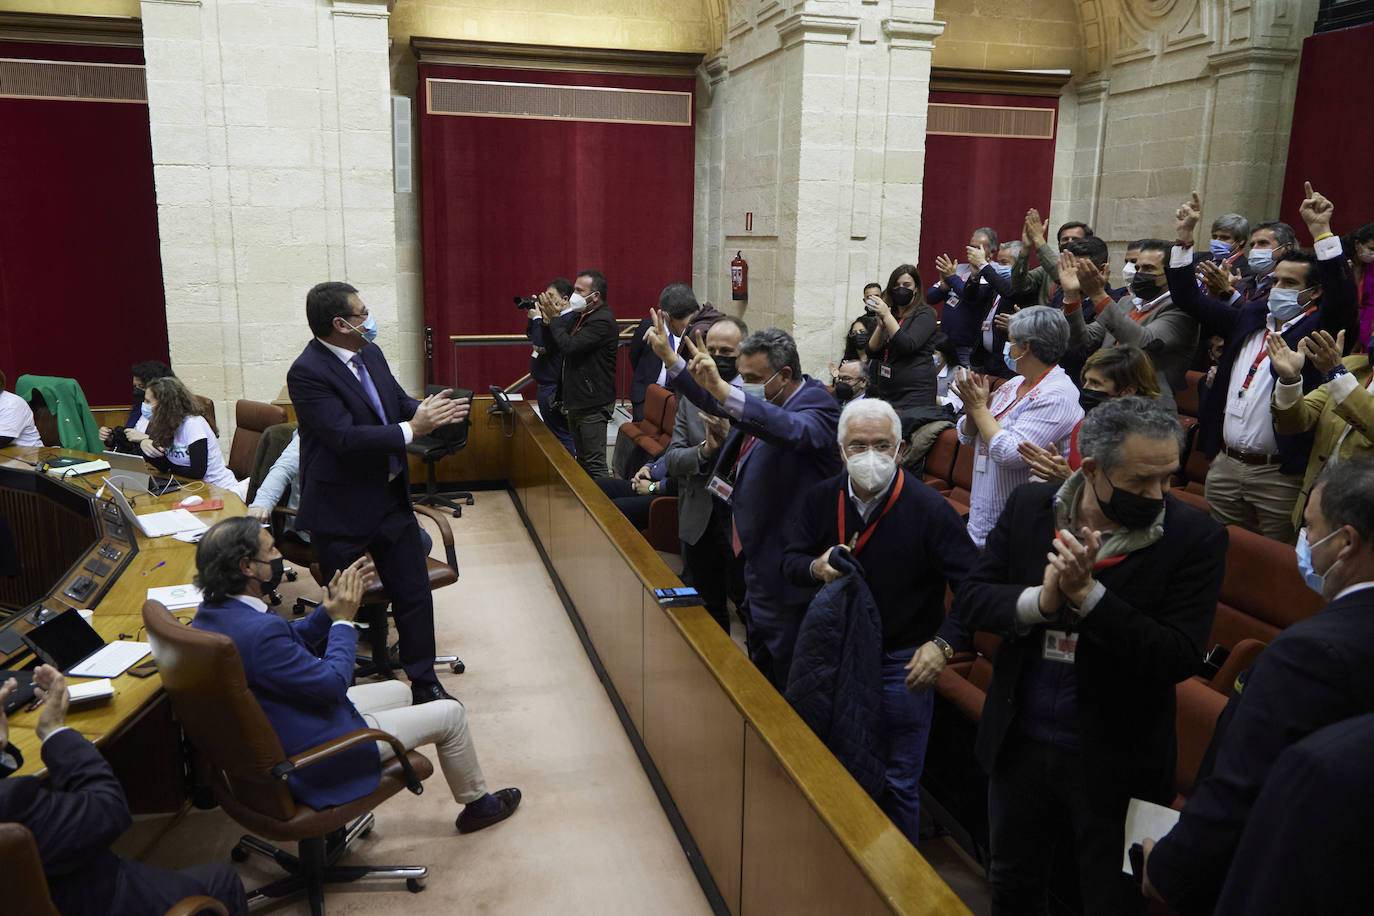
1238, 307, 1316, 391
883, 314, 913, 361
837, 471, 905, 554
732, 435, 758, 473
993, 368, 1051, 421
571, 311, 589, 335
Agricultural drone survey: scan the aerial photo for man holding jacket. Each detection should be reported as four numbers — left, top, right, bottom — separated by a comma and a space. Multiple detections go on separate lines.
538, 269, 618, 478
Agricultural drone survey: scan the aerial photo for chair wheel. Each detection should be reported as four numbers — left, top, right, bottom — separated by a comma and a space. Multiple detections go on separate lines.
451, 507, 461, 517
407, 877, 426, 893
464, 495, 474, 506
231, 844, 249, 863
450, 659, 465, 674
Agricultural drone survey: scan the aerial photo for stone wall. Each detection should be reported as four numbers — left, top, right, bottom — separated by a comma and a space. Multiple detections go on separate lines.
139, 0, 399, 438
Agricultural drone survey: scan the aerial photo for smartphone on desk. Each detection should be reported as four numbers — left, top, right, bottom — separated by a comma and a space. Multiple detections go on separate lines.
653, 587, 701, 608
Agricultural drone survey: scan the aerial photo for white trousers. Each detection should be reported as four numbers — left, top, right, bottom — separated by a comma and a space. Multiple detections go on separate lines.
346, 680, 489, 804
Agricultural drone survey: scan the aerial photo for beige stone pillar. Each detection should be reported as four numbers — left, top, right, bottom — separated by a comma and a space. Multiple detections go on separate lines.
140, 0, 401, 438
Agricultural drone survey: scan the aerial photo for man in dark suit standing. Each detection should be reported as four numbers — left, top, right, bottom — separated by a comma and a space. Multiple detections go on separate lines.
1, 665, 247, 916
918, 397, 1226, 914
1142, 457, 1374, 915
536, 269, 618, 478
287, 281, 467, 705
646, 313, 842, 687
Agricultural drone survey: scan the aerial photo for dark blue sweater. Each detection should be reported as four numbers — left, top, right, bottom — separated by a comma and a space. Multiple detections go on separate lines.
782, 468, 979, 651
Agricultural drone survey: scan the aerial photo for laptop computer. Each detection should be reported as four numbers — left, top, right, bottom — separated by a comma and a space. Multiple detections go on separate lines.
103, 450, 182, 495
20, 608, 150, 678
0, 668, 35, 714
99, 476, 207, 539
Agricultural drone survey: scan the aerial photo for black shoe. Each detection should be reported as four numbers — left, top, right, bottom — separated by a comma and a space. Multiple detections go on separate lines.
455, 788, 521, 834
410, 682, 458, 705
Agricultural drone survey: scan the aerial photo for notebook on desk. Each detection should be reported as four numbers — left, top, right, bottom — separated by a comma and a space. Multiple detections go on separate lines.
19, 608, 150, 678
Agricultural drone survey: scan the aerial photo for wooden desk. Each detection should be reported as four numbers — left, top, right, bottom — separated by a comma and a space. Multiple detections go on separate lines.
0, 446, 243, 781
498, 404, 970, 915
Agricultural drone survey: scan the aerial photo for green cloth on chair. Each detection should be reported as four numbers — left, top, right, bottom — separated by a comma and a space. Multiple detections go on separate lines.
14, 375, 103, 452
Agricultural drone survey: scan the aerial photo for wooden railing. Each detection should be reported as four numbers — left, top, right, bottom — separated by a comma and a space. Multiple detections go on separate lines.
497, 402, 970, 915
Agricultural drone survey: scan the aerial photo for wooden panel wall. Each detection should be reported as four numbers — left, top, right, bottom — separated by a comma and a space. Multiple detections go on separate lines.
506, 403, 971, 916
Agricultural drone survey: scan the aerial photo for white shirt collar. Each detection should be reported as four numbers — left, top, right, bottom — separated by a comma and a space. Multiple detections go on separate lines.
1133, 291, 1169, 312
1269, 309, 1309, 335
1334, 581, 1374, 602
320, 338, 361, 366
231, 593, 270, 614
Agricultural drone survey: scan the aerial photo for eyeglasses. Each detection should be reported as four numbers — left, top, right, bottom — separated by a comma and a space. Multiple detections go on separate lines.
843, 441, 896, 456
835, 375, 862, 385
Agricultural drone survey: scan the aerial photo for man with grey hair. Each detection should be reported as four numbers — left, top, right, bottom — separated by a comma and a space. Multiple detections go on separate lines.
952, 307, 1084, 547
646, 312, 842, 687
782, 397, 977, 844
929, 226, 1002, 365
910, 396, 1226, 914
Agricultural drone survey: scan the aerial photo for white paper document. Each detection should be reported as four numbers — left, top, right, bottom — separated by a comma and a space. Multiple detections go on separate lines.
1122, 797, 1182, 874
134, 508, 208, 538
69, 642, 150, 678
146, 584, 203, 611
67, 678, 116, 703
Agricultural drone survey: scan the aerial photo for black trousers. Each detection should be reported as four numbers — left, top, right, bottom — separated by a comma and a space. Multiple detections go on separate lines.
986, 733, 1143, 916
681, 511, 743, 632
312, 480, 438, 686
595, 476, 679, 531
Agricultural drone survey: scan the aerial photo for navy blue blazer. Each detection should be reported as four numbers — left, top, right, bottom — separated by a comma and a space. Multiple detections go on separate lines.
669, 370, 842, 605
192, 598, 379, 810
1166, 250, 1356, 475
527, 314, 571, 387
1147, 586, 1374, 915
0, 728, 220, 916
286, 339, 419, 537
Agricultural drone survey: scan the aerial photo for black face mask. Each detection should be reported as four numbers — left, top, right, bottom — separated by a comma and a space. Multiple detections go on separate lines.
252, 557, 285, 593
1079, 388, 1110, 414
890, 287, 916, 309
833, 381, 855, 404
712, 354, 739, 382
1130, 274, 1163, 300
1094, 471, 1163, 530
848, 332, 869, 352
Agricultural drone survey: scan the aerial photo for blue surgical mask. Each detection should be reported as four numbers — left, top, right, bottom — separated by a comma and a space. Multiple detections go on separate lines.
361, 313, 378, 343
993, 263, 1013, 280
1267, 286, 1309, 322
1003, 341, 1020, 374
1209, 240, 1232, 260
1295, 526, 1344, 595
1248, 247, 1274, 272
742, 369, 780, 403
140, 402, 153, 420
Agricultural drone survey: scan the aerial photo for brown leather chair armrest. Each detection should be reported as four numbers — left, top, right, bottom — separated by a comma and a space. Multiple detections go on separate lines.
412, 503, 458, 569
275, 728, 424, 795
163, 896, 229, 916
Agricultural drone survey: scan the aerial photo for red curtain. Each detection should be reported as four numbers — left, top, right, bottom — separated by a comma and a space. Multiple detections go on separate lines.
917, 90, 1060, 310
1280, 23, 1374, 233
0, 41, 168, 406
417, 64, 695, 392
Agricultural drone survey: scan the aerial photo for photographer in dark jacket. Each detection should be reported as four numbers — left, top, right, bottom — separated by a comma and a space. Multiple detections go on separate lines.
525, 277, 576, 453
538, 269, 618, 478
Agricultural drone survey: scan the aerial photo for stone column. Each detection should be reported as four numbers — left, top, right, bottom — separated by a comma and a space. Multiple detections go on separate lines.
140, 0, 400, 435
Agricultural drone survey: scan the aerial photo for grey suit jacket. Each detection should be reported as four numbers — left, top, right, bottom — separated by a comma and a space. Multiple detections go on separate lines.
661, 395, 714, 545
1066, 291, 1199, 409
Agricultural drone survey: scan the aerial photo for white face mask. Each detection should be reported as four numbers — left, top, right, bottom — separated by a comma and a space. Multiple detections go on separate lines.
567, 292, 588, 312
1121, 262, 1137, 284
847, 449, 897, 493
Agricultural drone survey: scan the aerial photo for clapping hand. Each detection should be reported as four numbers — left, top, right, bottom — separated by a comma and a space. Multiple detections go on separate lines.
951, 367, 990, 412
32, 665, 70, 741
1024, 208, 1047, 247
1058, 250, 1083, 298
966, 244, 988, 271
1298, 180, 1333, 239
411, 389, 465, 435
1018, 440, 1071, 483
1198, 260, 1237, 298
994, 308, 1018, 334
1076, 254, 1106, 299
935, 253, 957, 280
1265, 332, 1305, 380
682, 331, 732, 403
322, 556, 374, 623
1299, 329, 1345, 375
536, 287, 565, 321
1048, 527, 1102, 607
703, 415, 730, 455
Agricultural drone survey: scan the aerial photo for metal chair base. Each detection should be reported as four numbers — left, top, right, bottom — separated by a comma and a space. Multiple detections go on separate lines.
236, 813, 427, 915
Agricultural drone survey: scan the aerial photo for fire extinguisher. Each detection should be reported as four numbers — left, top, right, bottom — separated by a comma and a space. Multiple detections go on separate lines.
731, 251, 748, 301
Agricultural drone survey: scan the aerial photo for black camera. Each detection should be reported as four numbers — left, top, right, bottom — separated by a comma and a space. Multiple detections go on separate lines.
514, 295, 538, 309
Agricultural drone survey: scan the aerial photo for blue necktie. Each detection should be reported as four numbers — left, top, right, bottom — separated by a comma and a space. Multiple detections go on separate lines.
352, 354, 402, 478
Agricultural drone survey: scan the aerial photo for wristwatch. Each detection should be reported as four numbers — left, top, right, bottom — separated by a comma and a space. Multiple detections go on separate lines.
648, 481, 659, 494
931, 636, 954, 660
1327, 366, 1350, 383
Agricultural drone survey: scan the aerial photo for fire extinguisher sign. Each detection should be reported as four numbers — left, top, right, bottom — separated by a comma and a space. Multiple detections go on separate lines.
731, 250, 748, 301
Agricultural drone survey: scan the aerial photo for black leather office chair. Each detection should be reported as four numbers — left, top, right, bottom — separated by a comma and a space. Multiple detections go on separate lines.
405, 386, 474, 517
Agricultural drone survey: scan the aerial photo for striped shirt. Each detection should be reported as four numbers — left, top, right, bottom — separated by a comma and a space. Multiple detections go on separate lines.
958, 365, 1084, 547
